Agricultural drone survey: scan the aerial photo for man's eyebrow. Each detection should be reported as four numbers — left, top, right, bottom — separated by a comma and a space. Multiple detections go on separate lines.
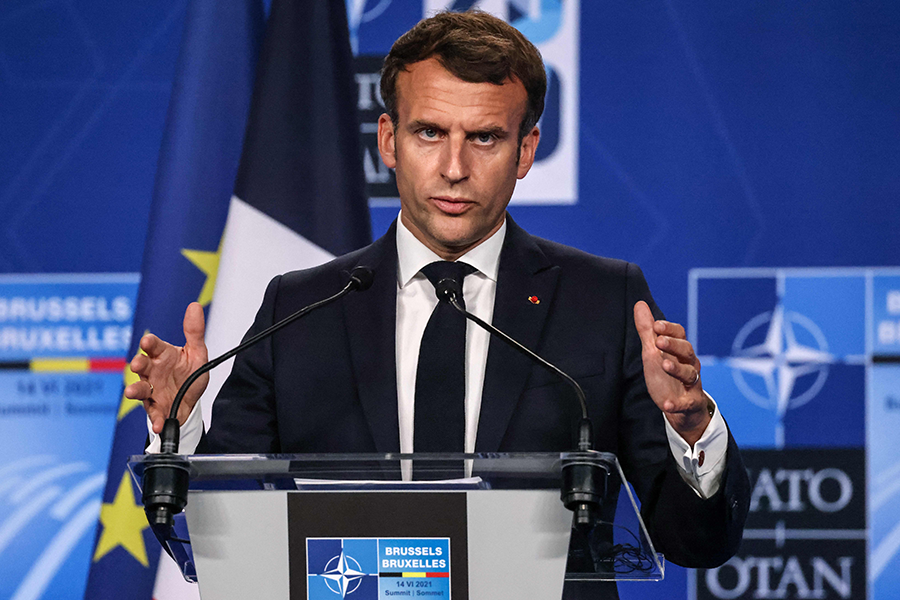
408, 119, 443, 131
406, 120, 510, 138
468, 125, 509, 138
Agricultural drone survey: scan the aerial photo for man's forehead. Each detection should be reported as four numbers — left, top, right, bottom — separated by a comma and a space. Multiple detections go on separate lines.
394, 58, 527, 126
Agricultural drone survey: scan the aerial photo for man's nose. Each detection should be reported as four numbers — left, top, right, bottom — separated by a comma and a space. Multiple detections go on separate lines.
441, 137, 469, 184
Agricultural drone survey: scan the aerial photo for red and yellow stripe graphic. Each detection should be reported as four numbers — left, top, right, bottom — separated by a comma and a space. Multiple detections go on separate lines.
379, 572, 449, 578
0, 357, 127, 372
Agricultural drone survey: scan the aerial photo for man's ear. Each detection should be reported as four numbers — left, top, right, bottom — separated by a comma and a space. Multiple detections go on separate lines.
516, 126, 540, 179
377, 113, 397, 169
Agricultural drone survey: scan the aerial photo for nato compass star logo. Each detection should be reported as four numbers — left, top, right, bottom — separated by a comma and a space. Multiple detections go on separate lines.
720, 303, 856, 446
690, 269, 869, 448
307, 538, 380, 599
727, 304, 835, 417
319, 551, 368, 597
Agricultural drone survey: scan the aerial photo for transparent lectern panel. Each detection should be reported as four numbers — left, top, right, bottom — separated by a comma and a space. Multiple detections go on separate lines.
560, 453, 665, 581
129, 451, 664, 584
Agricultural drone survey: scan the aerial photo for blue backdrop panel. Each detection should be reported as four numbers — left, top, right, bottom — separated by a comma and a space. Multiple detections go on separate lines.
2, 1, 900, 599
692, 268, 898, 598
0, 1, 186, 273
872, 274, 900, 356
868, 365, 900, 598
691, 269, 867, 450
0, 274, 139, 600
867, 273, 900, 598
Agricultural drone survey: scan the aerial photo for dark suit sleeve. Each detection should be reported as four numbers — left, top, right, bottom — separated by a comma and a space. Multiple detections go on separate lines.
197, 275, 282, 454
618, 263, 750, 568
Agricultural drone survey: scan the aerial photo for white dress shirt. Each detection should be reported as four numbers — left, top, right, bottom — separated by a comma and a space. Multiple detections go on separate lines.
395, 216, 504, 456
151, 213, 727, 497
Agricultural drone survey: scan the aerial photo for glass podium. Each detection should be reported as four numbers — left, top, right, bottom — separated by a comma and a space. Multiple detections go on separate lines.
129, 451, 664, 599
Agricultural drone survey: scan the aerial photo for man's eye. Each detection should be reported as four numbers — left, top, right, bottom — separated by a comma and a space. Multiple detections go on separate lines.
475, 133, 495, 144
419, 128, 438, 139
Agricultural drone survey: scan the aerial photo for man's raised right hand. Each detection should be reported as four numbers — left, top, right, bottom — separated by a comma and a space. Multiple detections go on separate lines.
124, 302, 210, 433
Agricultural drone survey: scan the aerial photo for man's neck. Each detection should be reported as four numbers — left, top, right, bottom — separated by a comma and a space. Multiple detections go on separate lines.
395, 212, 506, 287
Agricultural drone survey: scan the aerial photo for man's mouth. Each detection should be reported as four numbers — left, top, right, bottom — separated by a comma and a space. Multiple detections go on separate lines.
431, 196, 473, 215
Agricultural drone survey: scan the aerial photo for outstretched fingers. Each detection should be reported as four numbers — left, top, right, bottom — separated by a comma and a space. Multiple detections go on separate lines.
139, 332, 168, 359
124, 377, 154, 401
634, 300, 703, 411
634, 303, 709, 442
660, 354, 700, 391
656, 336, 700, 385
652, 319, 686, 339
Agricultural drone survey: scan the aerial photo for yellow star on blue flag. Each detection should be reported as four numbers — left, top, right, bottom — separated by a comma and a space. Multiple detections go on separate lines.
181, 236, 223, 307
93, 471, 149, 567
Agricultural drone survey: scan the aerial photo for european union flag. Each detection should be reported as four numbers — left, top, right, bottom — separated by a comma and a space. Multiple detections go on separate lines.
84, 1, 264, 598
200, 0, 371, 405
85, 0, 370, 597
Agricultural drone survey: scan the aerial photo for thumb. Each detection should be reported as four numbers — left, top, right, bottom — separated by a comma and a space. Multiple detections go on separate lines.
633, 300, 657, 351
183, 302, 207, 351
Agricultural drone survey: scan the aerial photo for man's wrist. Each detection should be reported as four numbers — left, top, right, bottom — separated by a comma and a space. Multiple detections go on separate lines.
665, 398, 714, 447
663, 394, 728, 498
146, 399, 204, 454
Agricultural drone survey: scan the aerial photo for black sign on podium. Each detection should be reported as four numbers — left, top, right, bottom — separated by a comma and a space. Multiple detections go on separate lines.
128, 452, 664, 599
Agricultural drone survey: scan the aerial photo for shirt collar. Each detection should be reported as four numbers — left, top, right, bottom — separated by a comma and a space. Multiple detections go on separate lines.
396, 212, 506, 288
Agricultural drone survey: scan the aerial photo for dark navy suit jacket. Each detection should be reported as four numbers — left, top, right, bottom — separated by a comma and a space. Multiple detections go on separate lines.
202, 215, 749, 574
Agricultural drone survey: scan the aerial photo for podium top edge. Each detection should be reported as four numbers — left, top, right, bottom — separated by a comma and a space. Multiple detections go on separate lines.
128, 450, 618, 463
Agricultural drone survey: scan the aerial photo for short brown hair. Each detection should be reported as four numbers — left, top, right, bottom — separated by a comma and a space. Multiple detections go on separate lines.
380, 10, 546, 143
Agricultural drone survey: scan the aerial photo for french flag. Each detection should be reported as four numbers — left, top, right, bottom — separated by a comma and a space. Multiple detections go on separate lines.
152, 1, 370, 599
199, 0, 371, 423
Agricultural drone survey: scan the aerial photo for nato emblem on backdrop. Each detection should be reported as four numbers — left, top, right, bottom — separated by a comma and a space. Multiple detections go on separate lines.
687, 268, 886, 600
308, 538, 379, 599
689, 269, 867, 449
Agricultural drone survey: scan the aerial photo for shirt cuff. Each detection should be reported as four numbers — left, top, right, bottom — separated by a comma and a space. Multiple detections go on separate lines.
145, 400, 204, 454
663, 392, 728, 499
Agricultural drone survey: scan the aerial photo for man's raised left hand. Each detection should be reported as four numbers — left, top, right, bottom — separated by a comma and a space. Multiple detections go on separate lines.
634, 300, 710, 446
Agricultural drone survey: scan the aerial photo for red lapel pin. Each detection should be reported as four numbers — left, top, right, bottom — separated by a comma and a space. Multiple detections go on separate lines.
528, 295, 540, 305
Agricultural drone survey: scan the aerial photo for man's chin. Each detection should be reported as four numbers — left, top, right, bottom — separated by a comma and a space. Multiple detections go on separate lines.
431, 229, 496, 257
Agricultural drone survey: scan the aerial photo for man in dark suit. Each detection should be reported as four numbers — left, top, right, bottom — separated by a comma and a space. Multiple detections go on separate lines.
128, 8, 748, 585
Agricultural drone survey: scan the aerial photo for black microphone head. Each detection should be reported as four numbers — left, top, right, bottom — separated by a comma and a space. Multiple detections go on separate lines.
434, 277, 461, 303
349, 266, 374, 291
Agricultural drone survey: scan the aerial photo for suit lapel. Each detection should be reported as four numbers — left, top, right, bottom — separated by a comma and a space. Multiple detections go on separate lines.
342, 222, 400, 452
476, 216, 559, 452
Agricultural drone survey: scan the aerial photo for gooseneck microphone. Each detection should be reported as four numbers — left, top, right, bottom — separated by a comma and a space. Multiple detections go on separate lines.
158, 266, 374, 454
141, 266, 375, 533
434, 276, 609, 526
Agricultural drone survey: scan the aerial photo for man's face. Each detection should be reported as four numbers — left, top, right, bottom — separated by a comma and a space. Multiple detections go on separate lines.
377, 58, 540, 260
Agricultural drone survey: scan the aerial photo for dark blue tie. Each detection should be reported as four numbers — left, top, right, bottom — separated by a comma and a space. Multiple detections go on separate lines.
414, 260, 476, 453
